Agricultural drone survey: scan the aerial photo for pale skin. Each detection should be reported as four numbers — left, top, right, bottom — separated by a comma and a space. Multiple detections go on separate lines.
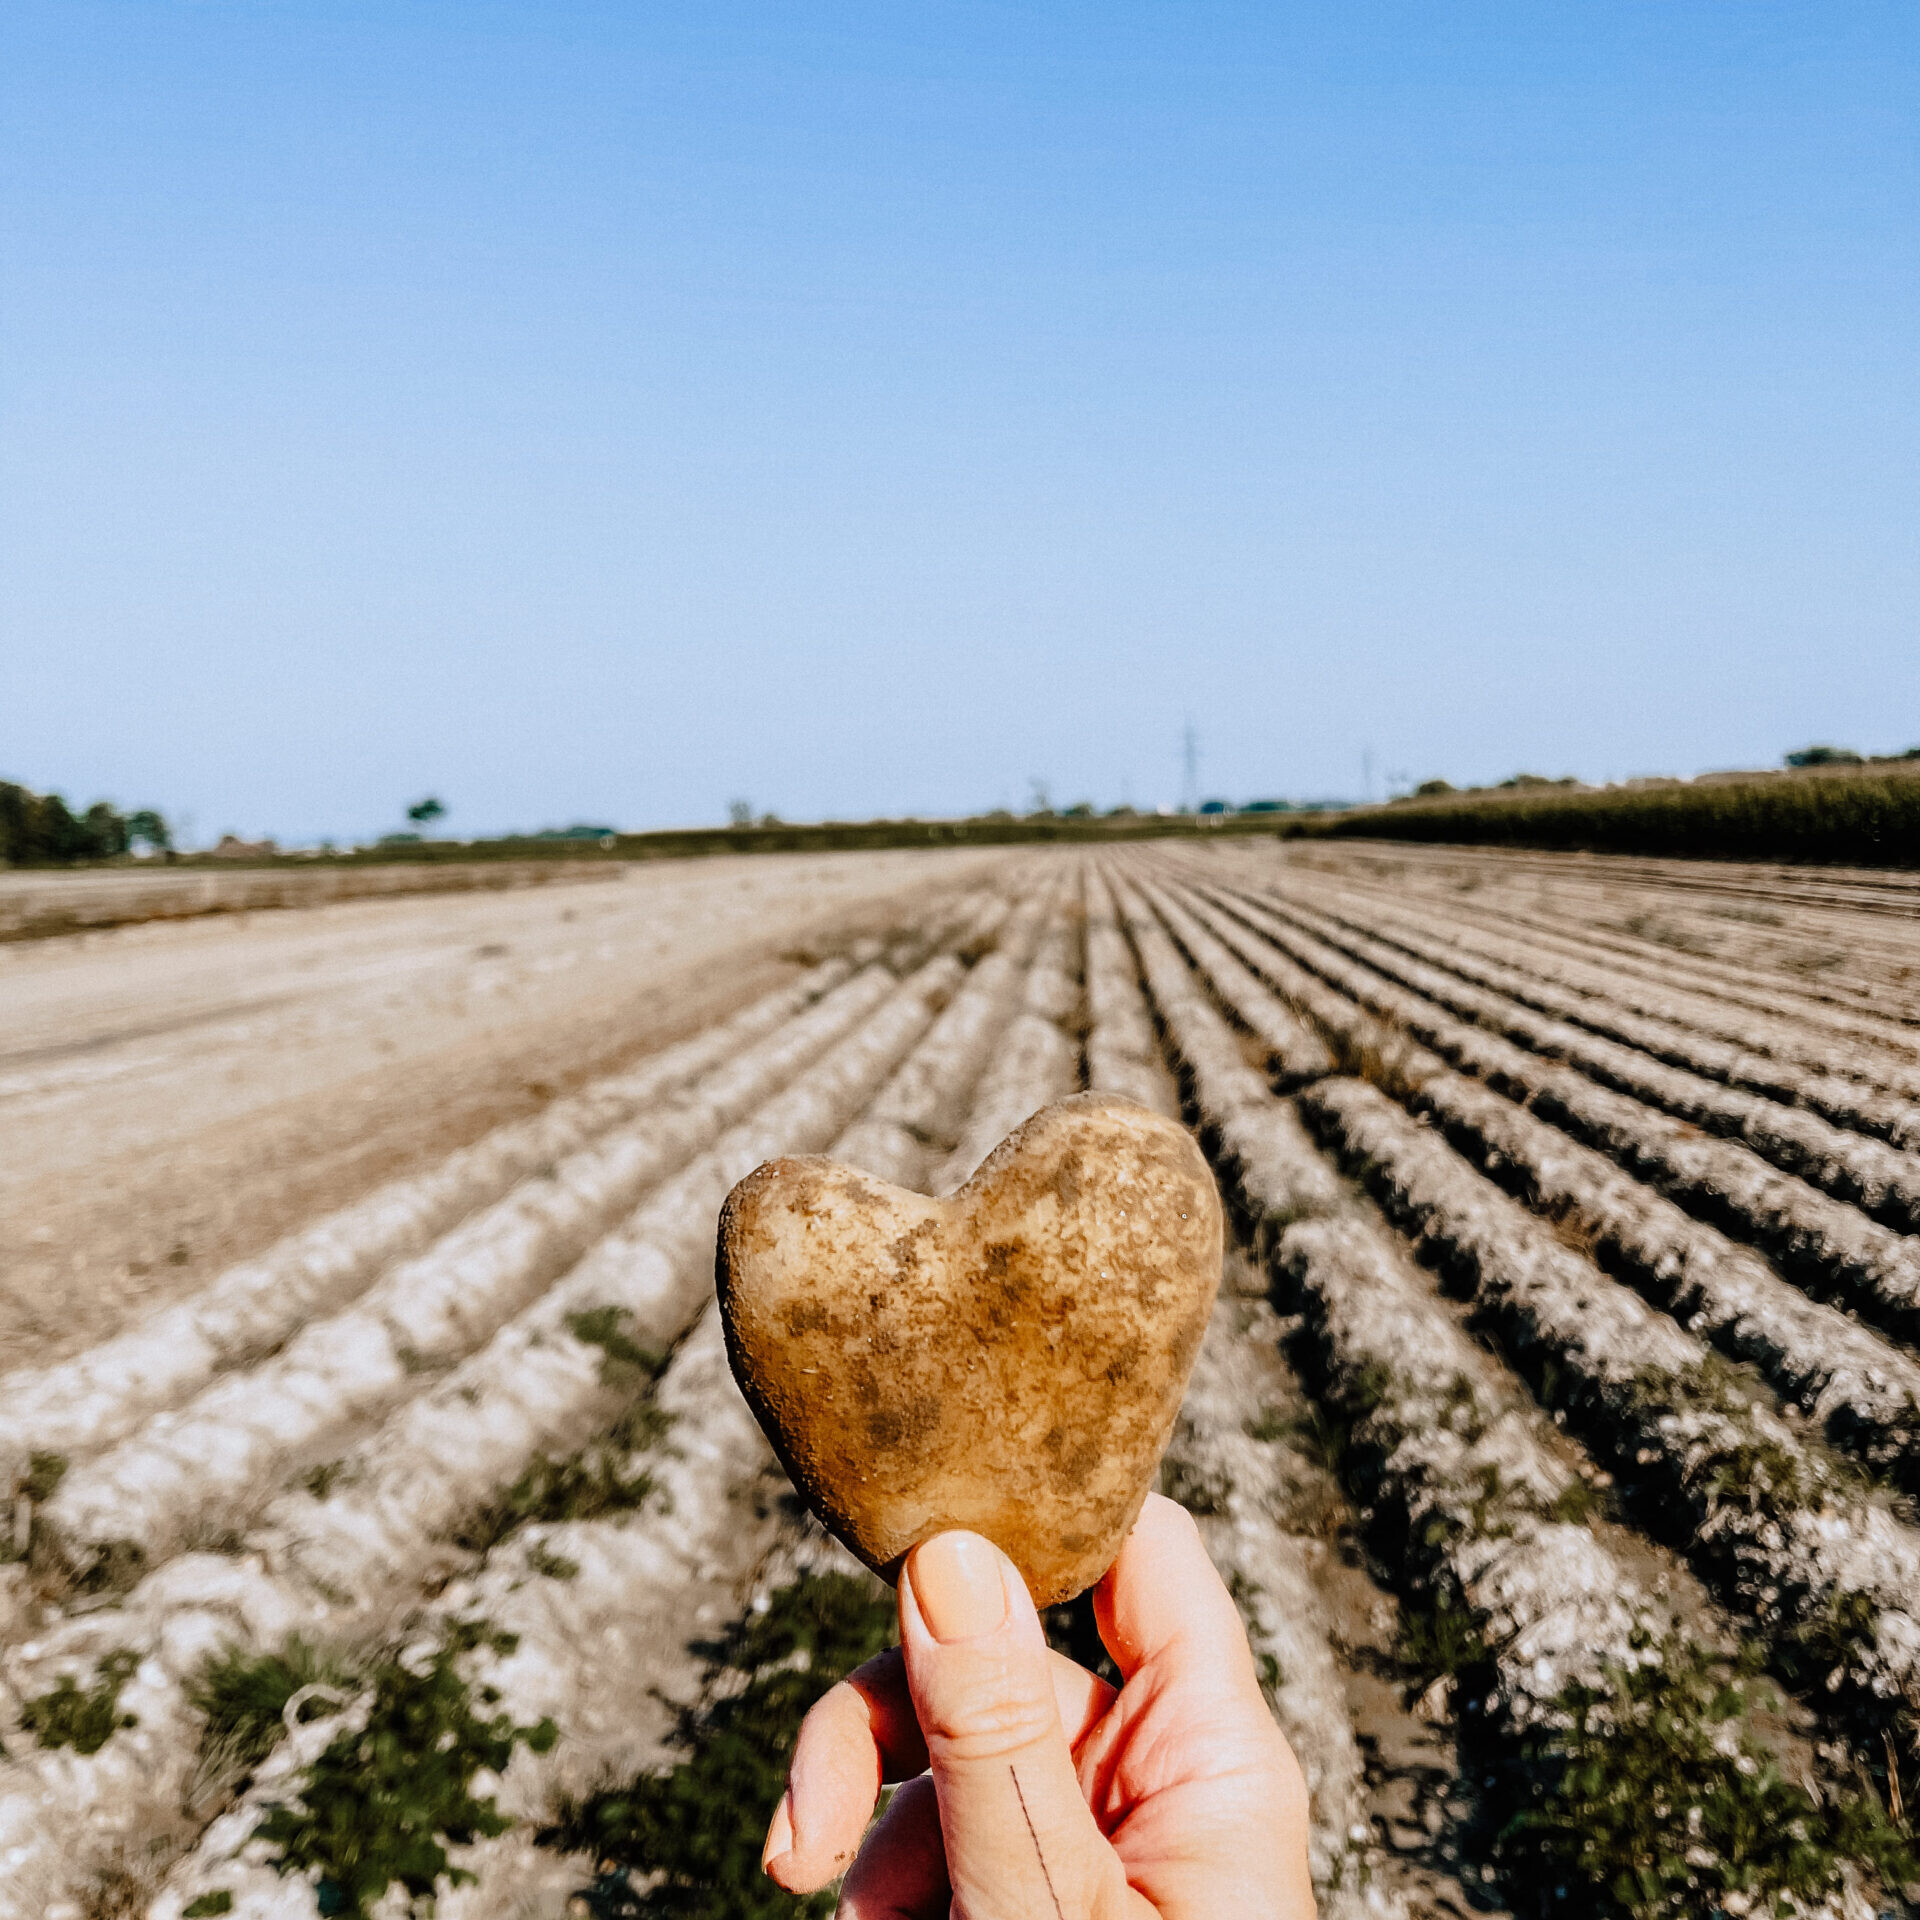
763, 1493, 1319, 1918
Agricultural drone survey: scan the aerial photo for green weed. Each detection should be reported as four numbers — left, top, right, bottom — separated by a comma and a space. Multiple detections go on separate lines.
541, 1571, 896, 1917
525, 1541, 581, 1581
190, 1635, 361, 1782
1620, 1361, 1851, 1518
1244, 1403, 1291, 1443
24, 1450, 67, 1501
565, 1306, 666, 1386
21, 1649, 140, 1754
1394, 1586, 1488, 1699
73, 1536, 148, 1596
1501, 1637, 1919, 1919
1271, 1401, 1353, 1478
451, 1398, 669, 1556
1779, 1587, 1883, 1700
2, 1451, 68, 1564
1546, 1478, 1601, 1526
254, 1619, 555, 1920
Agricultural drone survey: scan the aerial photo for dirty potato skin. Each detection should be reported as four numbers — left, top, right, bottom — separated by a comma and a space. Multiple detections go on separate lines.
716, 1093, 1224, 1606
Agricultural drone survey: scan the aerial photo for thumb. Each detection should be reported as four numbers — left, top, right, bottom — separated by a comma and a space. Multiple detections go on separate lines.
898, 1533, 1127, 1920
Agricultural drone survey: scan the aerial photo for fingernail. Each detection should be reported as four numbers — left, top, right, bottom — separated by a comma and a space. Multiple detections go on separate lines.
761, 1790, 793, 1873
908, 1532, 1008, 1642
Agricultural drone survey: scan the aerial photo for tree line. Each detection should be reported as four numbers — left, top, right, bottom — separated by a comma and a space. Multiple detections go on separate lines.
0, 780, 171, 866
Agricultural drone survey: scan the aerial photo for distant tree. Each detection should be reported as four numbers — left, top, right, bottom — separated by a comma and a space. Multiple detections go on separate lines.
82, 802, 129, 857
1785, 745, 1863, 768
125, 809, 172, 853
1027, 780, 1053, 816
407, 796, 447, 827
727, 799, 754, 828
37, 792, 86, 859
1063, 801, 1095, 818
0, 781, 150, 865
1414, 779, 1455, 798
758, 812, 782, 827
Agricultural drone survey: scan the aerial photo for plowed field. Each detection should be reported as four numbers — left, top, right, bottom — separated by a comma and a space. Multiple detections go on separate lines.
4, 840, 1918, 1920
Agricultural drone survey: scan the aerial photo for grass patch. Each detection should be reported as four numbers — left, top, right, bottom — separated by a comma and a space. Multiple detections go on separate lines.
451, 1393, 672, 1557
3, 1450, 68, 1563
541, 1571, 896, 1917
1784, 946, 1848, 977
24, 1449, 68, 1501
525, 1541, 581, 1581
448, 1313, 672, 1557
20, 1648, 140, 1754
1546, 1478, 1602, 1526
72, 1536, 149, 1597
1500, 1637, 1920, 1919
1621, 913, 1718, 957
1244, 1402, 1291, 1444
1394, 1585, 1489, 1700
190, 1635, 361, 1786
566, 1305, 667, 1386
254, 1619, 555, 1920
1777, 1587, 1884, 1704
1269, 1400, 1355, 1479
1617, 1359, 1856, 1521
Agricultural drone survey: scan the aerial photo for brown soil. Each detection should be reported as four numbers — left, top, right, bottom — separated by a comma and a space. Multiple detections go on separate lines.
0, 848, 1005, 1371
0, 856, 624, 942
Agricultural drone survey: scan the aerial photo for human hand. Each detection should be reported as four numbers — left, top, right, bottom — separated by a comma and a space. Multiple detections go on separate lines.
762, 1493, 1317, 1918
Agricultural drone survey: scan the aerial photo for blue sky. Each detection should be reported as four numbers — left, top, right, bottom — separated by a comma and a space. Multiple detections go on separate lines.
3, 3, 1915, 842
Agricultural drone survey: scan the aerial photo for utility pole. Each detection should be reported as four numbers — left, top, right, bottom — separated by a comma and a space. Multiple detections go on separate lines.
1181, 721, 1200, 815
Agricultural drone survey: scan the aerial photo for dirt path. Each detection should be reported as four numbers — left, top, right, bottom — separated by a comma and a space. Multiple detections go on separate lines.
0, 847, 1006, 1369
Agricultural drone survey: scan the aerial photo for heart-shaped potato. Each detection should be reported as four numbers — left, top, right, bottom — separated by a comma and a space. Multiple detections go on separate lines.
716, 1092, 1223, 1606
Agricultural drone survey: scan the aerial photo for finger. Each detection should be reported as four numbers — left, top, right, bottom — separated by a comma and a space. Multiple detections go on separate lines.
762, 1656, 886, 1893
899, 1531, 1132, 1919
836, 1775, 950, 1920
1094, 1493, 1263, 1697
1078, 1496, 1308, 1862
767, 1643, 1117, 1891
